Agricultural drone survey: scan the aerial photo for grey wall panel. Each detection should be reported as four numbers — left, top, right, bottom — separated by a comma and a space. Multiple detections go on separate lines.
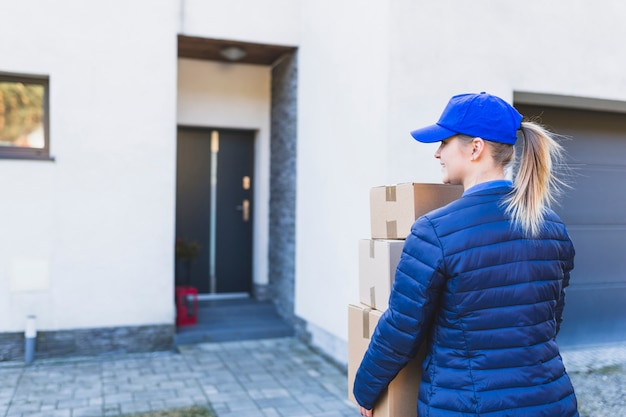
558, 285, 626, 347
521, 106, 626, 167
568, 228, 626, 285
555, 165, 626, 225
516, 103, 626, 348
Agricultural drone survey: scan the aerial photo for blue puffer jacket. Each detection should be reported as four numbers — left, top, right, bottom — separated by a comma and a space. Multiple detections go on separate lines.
354, 182, 578, 416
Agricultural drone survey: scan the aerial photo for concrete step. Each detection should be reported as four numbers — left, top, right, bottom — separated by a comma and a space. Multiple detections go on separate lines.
174, 298, 294, 345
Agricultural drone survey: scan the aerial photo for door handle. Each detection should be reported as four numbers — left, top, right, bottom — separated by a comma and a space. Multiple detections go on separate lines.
235, 199, 250, 222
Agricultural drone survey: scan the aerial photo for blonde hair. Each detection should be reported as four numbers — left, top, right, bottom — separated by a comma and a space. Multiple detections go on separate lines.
458, 122, 568, 237
502, 121, 569, 237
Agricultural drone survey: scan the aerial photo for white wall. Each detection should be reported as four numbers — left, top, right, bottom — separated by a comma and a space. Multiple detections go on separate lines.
180, 0, 301, 46
386, 0, 626, 183
177, 58, 272, 287
295, 0, 391, 363
3, 0, 626, 366
0, 0, 179, 332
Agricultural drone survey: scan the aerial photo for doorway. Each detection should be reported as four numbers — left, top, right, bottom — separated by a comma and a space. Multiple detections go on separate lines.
175, 127, 255, 295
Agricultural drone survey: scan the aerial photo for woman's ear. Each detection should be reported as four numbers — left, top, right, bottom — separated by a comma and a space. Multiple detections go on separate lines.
470, 137, 485, 160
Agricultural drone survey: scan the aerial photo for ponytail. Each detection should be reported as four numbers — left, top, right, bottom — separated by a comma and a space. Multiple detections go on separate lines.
504, 121, 569, 237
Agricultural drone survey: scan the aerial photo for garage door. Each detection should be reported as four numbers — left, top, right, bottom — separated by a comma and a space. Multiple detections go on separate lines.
516, 104, 626, 347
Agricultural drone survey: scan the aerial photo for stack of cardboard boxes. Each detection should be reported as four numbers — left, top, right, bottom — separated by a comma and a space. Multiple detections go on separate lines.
347, 183, 463, 417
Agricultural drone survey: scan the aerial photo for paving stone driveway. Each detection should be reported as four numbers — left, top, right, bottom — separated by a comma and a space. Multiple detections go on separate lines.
0, 338, 359, 417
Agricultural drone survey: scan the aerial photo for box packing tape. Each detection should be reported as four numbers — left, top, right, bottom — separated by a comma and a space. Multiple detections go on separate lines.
386, 220, 397, 238
367, 242, 377, 307
385, 186, 396, 202
362, 306, 372, 339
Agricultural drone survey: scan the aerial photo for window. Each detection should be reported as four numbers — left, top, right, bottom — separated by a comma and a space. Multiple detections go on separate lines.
0, 72, 50, 160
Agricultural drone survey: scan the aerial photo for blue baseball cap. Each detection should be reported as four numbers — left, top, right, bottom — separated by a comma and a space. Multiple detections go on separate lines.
410, 92, 523, 145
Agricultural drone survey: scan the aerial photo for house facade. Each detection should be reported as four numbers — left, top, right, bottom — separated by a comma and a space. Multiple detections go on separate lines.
1, 0, 625, 365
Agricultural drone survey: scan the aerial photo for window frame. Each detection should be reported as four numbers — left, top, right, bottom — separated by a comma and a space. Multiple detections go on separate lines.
0, 72, 52, 161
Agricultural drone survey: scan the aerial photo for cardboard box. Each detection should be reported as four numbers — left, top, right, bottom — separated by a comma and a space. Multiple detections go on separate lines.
348, 303, 424, 417
370, 183, 463, 239
359, 239, 404, 311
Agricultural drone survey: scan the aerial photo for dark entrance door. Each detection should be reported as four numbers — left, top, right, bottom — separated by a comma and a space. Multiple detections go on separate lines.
175, 127, 254, 295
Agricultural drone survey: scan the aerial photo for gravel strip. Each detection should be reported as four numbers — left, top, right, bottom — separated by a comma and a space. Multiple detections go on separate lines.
562, 344, 626, 417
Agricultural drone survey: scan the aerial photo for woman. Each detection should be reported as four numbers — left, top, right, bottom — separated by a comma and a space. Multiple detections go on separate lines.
353, 92, 578, 416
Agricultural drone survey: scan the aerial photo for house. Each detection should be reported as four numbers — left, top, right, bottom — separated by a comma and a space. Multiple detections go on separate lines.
1, 0, 625, 365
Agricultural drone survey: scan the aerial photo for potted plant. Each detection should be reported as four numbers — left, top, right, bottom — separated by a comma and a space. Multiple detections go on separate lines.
175, 237, 201, 287
174, 237, 202, 326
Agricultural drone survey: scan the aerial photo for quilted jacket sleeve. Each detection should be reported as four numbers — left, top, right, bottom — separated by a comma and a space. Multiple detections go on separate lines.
353, 216, 447, 409
555, 239, 575, 335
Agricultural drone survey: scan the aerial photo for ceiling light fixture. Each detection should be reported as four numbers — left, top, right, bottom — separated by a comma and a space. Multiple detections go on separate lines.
220, 46, 247, 61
